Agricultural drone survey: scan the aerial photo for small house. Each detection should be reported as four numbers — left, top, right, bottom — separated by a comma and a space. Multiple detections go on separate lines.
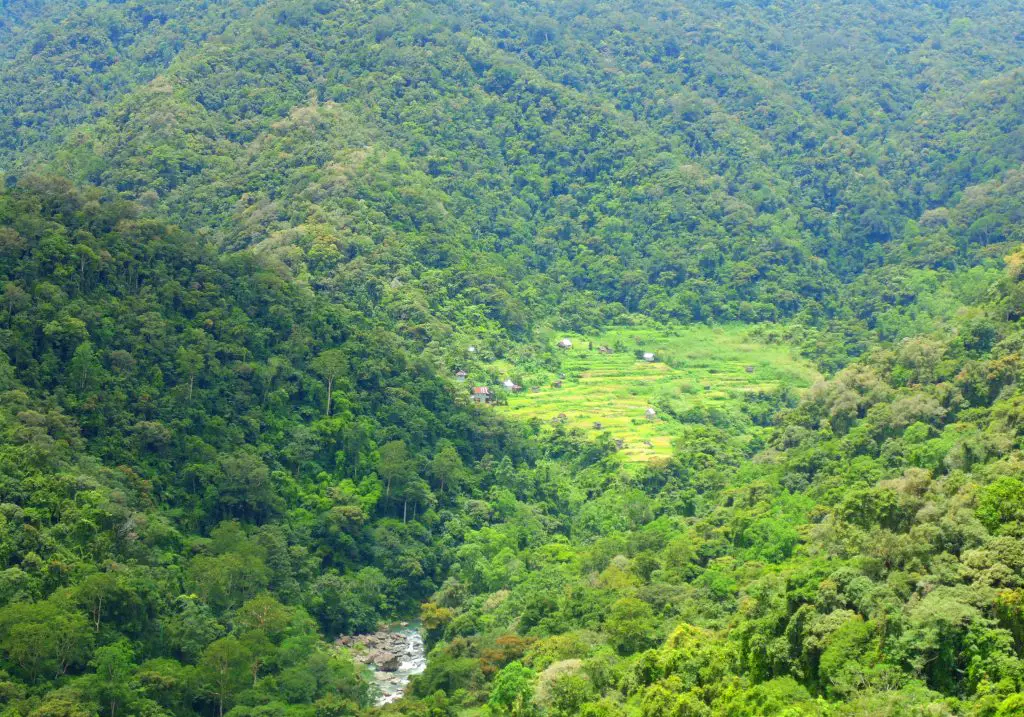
614, 438, 625, 449
558, 338, 573, 349
643, 352, 656, 362
552, 413, 568, 425
467, 346, 477, 354
470, 386, 491, 404
455, 370, 468, 382
593, 421, 603, 430
745, 365, 755, 374
502, 379, 522, 392
645, 407, 657, 420
552, 380, 563, 388
598, 345, 613, 354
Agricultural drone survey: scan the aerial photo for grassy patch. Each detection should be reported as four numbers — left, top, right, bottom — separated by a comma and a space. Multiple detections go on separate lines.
495, 324, 819, 463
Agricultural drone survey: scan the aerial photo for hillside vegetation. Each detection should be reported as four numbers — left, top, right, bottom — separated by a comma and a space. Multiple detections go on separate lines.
0, 1, 1022, 716
0, 0, 1021, 357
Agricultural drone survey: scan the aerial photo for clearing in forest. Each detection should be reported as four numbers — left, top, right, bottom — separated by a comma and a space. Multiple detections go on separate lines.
498, 324, 819, 463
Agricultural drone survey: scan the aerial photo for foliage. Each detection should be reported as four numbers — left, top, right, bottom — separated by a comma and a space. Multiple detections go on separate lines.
1, 0, 1023, 715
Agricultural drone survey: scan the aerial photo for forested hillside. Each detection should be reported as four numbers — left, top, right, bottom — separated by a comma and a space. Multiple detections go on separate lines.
0, 0, 1023, 715
3, 0, 1021, 347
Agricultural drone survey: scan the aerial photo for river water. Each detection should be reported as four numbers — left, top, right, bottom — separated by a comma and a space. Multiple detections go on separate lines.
340, 622, 427, 705
372, 624, 427, 705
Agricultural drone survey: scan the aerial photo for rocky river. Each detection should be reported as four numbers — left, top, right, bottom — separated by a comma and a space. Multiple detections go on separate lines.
337, 622, 427, 705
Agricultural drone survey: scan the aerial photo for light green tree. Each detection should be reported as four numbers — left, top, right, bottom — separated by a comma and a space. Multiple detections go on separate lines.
86, 639, 137, 717
198, 636, 253, 717
488, 661, 536, 716
311, 348, 347, 416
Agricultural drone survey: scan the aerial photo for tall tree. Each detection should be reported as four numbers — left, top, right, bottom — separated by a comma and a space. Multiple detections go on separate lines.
198, 636, 253, 717
311, 348, 347, 416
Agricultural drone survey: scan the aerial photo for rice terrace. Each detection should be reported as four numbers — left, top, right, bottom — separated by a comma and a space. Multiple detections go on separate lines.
497, 325, 820, 463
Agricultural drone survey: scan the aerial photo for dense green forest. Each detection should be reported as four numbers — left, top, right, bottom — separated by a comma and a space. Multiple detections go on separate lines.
0, 0, 1023, 715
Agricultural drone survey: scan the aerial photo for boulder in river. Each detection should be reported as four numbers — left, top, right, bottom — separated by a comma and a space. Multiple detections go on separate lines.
378, 652, 401, 671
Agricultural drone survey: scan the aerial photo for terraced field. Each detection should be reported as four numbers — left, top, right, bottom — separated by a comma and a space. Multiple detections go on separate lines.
497, 325, 820, 463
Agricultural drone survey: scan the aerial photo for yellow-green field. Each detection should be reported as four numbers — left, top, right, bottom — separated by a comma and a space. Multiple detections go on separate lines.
497, 325, 820, 463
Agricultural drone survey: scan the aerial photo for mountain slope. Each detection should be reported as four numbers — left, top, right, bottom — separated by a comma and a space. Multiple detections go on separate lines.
0, 1, 1023, 716
2, 0, 1020, 347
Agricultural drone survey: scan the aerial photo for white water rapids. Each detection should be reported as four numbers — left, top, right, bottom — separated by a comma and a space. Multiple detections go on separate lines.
372, 625, 427, 705
339, 622, 427, 706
